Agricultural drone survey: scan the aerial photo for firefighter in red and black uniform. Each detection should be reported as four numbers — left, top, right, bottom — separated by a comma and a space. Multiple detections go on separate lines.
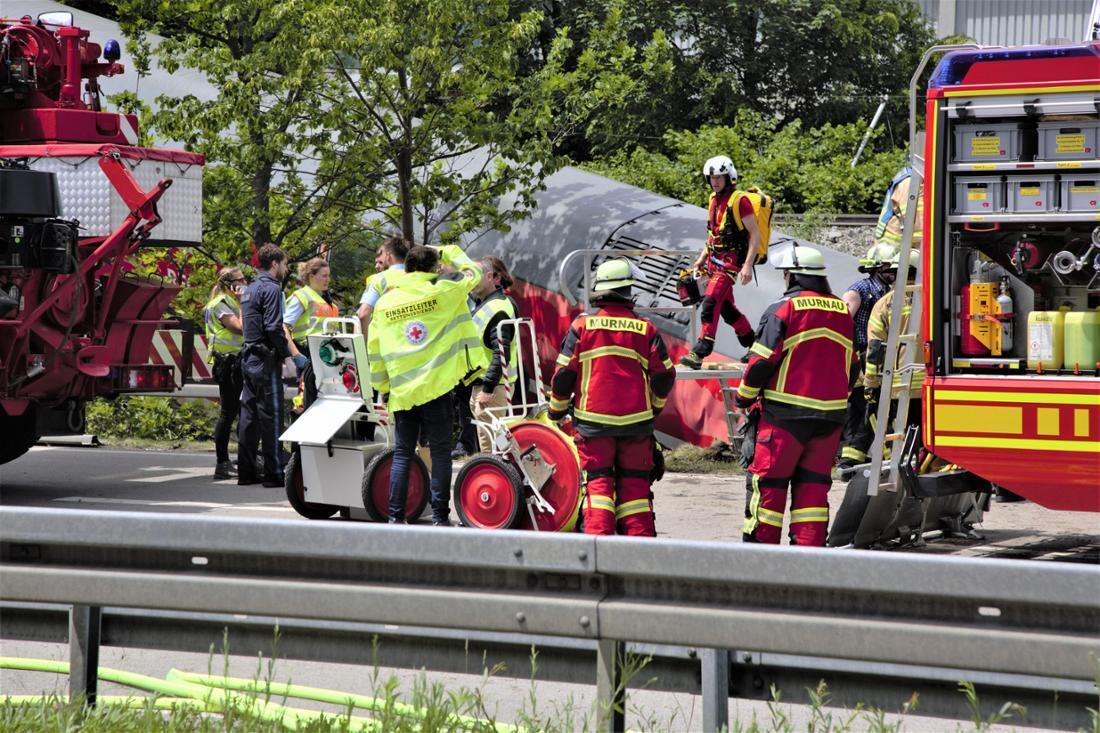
735, 246, 857, 546
548, 259, 676, 536
680, 155, 758, 368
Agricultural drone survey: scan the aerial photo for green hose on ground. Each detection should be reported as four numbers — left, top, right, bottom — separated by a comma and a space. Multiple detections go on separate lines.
0, 695, 203, 710
171, 669, 520, 733
0, 658, 380, 731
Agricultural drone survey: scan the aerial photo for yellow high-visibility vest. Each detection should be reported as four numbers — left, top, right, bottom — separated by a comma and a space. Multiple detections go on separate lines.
471, 292, 517, 385
367, 246, 488, 412
287, 286, 339, 341
203, 294, 243, 359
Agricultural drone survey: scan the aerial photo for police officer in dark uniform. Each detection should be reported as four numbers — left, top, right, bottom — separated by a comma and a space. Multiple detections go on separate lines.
238, 244, 305, 486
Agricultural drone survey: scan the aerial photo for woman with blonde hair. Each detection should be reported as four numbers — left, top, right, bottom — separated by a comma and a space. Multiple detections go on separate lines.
283, 256, 340, 366
204, 266, 247, 479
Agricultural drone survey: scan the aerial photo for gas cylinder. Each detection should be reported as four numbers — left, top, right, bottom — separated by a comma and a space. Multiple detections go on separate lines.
996, 276, 1014, 354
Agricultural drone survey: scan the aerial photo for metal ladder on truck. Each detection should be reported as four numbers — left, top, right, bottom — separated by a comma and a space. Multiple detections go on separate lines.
829, 43, 990, 549
864, 171, 923, 499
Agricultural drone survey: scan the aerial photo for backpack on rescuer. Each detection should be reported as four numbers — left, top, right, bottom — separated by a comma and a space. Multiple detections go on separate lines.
724, 187, 774, 259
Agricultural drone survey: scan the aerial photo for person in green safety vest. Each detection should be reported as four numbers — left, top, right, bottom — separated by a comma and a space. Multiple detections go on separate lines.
283, 257, 340, 370
468, 255, 519, 453
203, 266, 247, 480
368, 245, 488, 525
357, 236, 409, 337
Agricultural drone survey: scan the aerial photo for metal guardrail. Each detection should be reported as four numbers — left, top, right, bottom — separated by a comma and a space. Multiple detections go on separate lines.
1, 507, 1098, 731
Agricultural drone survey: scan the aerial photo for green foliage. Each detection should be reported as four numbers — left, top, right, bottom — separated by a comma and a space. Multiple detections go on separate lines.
583, 109, 907, 215
549, 0, 935, 160
86, 396, 218, 442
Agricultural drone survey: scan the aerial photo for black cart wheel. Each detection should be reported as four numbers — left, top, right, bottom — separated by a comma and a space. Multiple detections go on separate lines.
284, 451, 339, 520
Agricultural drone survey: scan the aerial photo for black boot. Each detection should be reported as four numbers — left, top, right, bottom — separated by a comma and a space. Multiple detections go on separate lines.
214, 461, 237, 479
679, 337, 714, 369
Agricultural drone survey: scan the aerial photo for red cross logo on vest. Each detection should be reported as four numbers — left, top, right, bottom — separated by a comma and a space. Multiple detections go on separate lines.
405, 320, 428, 345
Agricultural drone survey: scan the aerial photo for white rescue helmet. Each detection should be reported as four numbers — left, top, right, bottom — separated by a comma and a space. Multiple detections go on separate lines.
774, 246, 827, 276
592, 258, 636, 294
702, 155, 737, 184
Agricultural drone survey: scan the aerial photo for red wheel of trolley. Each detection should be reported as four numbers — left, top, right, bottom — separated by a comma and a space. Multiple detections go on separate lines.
510, 420, 582, 532
362, 448, 429, 523
454, 456, 524, 529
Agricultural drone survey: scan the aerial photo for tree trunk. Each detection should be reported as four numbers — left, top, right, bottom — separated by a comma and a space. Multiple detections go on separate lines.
396, 68, 415, 244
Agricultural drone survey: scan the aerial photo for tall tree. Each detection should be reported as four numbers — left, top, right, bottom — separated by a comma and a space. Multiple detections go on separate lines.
115, 0, 367, 261
307, 0, 667, 245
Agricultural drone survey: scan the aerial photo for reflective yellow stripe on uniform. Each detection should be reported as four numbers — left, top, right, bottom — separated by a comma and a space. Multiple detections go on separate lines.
615, 498, 651, 519
652, 394, 668, 409
841, 446, 867, 461
749, 341, 774, 359
549, 395, 570, 411
757, 507, 785, 528
578, 345, 648, 366
743, 475, 763, 535
556, 353, 572, 367
588, 495, 616, 513
762, 390, 848, 411
573, 407, 654, 426
790, 507, 829, 523
737, 382, 761, 400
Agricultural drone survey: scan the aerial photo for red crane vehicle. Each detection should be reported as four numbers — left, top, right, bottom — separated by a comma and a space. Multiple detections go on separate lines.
0, 11, 203, 465
832, 38, 1100, 546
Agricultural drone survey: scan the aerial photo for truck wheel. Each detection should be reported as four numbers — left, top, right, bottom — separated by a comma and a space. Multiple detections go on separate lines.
0, 404, 38, 466
362, 448, 429, 523
454, 456, 524, 529
284, 452, 339, 520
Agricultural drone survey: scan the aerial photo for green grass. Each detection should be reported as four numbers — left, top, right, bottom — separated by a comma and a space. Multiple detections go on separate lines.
7, 626, 1068, 733
664, 443, 744, 476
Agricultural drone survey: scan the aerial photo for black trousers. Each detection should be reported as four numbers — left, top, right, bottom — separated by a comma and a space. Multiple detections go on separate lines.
212, 353, 243, 463
238, 354, 286, 481
452, 383, 476, 453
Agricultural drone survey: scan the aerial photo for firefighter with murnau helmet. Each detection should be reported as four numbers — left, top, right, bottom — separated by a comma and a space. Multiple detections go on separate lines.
735, 246, 857, 546
549, 258, 675, 536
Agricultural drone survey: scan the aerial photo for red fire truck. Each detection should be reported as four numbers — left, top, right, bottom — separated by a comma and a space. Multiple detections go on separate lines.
920, 41, 1099, 514
831, 39, 1099, 546
0, 12, 203, 464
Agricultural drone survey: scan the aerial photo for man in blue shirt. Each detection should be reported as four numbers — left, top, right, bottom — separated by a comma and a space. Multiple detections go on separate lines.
238, 243, 303, 487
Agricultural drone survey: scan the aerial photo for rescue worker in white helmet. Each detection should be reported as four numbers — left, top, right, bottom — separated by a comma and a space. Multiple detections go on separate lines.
735, 246, 857, 546
549, 258, 675, 536
680, 155, 758, 368
836, 241, 898, 471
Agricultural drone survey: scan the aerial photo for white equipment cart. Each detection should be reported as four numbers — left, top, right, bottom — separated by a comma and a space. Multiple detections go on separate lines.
279, 318, 430, 522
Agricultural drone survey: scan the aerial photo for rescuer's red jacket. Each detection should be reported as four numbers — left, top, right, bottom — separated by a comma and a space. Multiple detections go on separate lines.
549, 300, 676, 437
735, 284, 857, 423
705, 188, 753, 274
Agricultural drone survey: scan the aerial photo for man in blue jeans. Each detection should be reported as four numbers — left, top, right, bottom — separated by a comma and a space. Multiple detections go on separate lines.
367, 244, 487, 524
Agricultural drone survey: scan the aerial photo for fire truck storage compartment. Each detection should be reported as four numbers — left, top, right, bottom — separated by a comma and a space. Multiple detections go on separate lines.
952, 122, 1031, 163
953, 177, 1004, 214
1061, 175, 1100, 213
1036, 120, 1099, 161
21, 150, 203, 244
1006, 175, 1056, 213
